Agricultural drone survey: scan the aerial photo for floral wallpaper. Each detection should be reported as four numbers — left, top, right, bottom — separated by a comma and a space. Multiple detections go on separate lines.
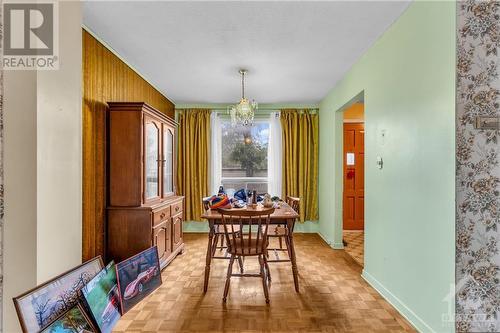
456, 1, 500, 332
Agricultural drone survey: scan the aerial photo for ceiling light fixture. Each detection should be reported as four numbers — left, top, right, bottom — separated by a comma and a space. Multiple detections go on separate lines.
229, 69, 257, 126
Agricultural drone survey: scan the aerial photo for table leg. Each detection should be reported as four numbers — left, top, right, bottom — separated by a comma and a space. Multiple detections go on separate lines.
204, 220, 215, 293
287, 219, 300, 292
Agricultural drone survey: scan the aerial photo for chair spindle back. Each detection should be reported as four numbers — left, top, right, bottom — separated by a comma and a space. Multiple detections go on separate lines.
286, 196, 300, 215
218, 207, 275, 255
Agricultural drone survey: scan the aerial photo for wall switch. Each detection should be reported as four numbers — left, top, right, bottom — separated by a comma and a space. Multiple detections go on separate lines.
475, 116, 500, 130
376, 156, 383, 169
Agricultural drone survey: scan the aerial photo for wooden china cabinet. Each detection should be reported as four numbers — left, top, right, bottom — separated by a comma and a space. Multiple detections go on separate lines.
106, 102, 184, 269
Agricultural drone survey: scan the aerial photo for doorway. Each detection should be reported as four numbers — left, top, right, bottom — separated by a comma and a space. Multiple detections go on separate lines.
342, 102, 364, 267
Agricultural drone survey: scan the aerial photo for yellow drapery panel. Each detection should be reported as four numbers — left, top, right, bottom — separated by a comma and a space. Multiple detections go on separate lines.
177, 109, 211, 221
280, 109, 319, 222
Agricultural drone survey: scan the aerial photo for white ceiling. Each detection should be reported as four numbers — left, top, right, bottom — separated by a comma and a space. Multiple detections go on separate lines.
83, 1, 411, 104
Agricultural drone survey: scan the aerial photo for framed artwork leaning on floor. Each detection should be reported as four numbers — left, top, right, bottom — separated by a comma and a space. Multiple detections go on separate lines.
82, 261, 121, 333
13, 257, 104, 333
40, 304, 96, 333
116, 246, 162, 313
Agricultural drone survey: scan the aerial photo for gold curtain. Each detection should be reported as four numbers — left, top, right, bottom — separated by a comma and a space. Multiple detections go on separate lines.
280, 109, 319, 222
177, 109, 211, 221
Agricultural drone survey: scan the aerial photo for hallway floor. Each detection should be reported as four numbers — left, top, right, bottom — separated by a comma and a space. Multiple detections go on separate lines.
114, 233, 414, 332
343, 231, 364, 267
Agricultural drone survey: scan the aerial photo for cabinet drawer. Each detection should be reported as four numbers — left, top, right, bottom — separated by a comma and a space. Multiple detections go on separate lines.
171, 201, 183, 215
153, 207, 171, 227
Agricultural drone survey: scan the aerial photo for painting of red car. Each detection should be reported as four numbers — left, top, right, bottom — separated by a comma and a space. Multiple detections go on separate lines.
123, 266, 159, 300
116, 246, 162, 313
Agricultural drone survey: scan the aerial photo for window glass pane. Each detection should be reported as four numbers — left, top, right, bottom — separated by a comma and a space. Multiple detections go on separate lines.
221, 121, 269, 178
145, 122, 159, 199
163, 129, 173, 195
221, 179, 268, 196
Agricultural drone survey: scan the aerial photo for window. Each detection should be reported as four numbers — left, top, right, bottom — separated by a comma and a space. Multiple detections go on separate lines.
220, 120, 270, 194
211, 112, 282, 197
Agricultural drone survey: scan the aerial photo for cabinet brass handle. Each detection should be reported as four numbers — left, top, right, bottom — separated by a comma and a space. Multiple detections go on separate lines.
160, 213, 166, 218
175, 206, 179, 211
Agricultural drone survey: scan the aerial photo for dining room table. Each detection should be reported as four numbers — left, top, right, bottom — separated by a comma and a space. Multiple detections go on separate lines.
201, 202, 301, 293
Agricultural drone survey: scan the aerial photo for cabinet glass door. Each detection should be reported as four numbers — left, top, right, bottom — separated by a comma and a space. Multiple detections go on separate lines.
145, 119, 160, 200
163, 127, 174, 196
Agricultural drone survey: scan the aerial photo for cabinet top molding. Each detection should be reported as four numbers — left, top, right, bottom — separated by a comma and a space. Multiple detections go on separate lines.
107, 102, 178, 126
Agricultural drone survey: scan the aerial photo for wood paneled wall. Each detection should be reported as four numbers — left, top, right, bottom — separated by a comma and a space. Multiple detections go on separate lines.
82, 29, 175, 261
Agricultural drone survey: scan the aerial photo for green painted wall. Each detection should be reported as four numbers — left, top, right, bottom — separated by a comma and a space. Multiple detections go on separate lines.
318, 2, 455, 332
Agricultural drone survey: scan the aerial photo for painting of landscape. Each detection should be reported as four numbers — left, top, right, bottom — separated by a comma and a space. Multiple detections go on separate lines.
82, 261, 121, 333
116, 246, 162, 313
14, 257, 103, 333
40, 305, 94, 333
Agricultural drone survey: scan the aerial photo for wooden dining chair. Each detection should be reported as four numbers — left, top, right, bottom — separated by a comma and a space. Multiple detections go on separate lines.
203, 200, 244, 272
266, 196, 300, 262
218, 207, 275, 303
286, 196, 300, 215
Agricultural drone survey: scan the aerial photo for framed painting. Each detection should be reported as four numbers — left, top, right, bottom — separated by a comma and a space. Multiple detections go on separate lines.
82, 261, 121, 333
116, 246, 162, 313
40, 304, 95, 333
13, 257, 104, 333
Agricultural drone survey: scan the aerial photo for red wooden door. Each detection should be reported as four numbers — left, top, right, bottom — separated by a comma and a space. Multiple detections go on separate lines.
343, 123, 364, 230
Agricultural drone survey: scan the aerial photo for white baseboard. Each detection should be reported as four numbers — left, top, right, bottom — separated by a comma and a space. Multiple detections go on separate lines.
183, 221, 209, 233
318, 232, 344, 249
361, 270, 435, 333
317, 231, 331, 245
332, 242, 344, 249
293, 221, 320, 233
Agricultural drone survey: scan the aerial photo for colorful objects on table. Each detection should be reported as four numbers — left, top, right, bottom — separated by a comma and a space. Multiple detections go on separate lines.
218, 186, 225, 195
262, 194, 274, 208
209, 195, 231, 210
234, 189, 247, 201
232, 200, 246, 208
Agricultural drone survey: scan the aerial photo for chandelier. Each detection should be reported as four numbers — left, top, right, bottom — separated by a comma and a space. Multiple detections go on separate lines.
229, 69, 258, 126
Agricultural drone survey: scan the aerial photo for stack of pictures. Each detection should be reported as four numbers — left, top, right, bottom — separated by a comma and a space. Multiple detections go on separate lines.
13, 257, 104, 333
14, 247, 162, 333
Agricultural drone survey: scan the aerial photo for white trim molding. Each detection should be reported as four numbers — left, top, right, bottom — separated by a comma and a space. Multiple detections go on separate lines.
362, 270, 434, 333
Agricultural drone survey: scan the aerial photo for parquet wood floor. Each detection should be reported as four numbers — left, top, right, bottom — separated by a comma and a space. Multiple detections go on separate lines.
114, 233, 415, 333
343, 231, 364, 267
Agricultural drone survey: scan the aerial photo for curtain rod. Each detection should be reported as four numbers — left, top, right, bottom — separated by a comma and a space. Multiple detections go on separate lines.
176, 108, 319, 115
176, 106, 319, 112
206, 108, 318, 112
